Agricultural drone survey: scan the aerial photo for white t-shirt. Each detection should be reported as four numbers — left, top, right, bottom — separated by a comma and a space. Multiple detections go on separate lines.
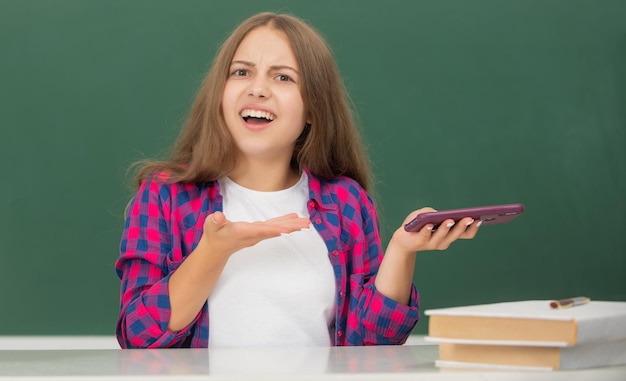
208, 172, 336, 347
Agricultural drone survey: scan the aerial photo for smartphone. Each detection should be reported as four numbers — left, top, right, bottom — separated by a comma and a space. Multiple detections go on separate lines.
403, 203, 525, 232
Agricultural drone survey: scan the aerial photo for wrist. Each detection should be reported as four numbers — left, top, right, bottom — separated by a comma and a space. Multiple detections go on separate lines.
196, 236, 232, 262
389, 231, 418, 257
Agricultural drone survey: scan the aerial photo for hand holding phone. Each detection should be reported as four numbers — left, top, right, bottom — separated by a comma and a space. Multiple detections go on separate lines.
403, 203, 525, 232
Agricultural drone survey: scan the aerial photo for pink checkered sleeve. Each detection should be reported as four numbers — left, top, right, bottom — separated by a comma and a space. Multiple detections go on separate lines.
341, 187, 420, 345
310, 176, 420, 346
115, 178, 197, 348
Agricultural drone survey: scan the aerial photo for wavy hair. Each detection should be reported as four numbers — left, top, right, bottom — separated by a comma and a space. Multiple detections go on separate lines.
133, 12, 372, 191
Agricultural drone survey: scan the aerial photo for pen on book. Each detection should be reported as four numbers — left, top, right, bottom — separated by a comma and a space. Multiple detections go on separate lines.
550, 296, 590, 309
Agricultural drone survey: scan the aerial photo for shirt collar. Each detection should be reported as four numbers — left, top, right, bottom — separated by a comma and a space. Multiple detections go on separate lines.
304, 168, 338, 212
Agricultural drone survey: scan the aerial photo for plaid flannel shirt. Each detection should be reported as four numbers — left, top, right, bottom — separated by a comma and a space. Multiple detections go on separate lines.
116, 169, 420, 348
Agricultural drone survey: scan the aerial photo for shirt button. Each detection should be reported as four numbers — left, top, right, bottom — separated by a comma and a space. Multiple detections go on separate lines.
332, 250, 339, 256
315, 218, 322, 224
308, 201, 315, 208
337, 330, 343, 337
339, 291, 345, 298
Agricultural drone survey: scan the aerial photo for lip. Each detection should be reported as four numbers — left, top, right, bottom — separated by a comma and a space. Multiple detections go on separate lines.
240, 117, 274, 131
239, 104, 276, 131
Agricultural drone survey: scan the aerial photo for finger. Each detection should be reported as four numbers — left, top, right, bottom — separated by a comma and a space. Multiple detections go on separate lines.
204, 212, 228, 233
437, 217, 476, 247
420, 219, 452, 250
266, 213, 300, 222
430, 217, 474, 248
210, 211, 227, 225
245, 224, 291, 239
265, 213, 308, 225
410, 223, 434, 241
429, 219, 455, 240
254, 219, 310, 234
281, 220, 312, 232
264, 213, 311, 230
460, 219, 481, 239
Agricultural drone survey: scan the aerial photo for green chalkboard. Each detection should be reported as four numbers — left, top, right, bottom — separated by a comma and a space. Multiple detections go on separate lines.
1, 0, 624, 336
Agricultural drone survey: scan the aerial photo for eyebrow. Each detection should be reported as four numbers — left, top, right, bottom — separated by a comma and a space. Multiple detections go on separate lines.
230, 60, 299, 75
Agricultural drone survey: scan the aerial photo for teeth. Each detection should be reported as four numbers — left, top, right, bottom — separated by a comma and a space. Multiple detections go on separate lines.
240, 109, 275, 121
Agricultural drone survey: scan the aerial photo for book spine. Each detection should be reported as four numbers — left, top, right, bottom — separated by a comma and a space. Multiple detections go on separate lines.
577, 315, 626, 344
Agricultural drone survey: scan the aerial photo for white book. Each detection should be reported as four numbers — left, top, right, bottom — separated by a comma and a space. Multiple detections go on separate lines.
424, 300, 626, 346
435, 338, 626, 370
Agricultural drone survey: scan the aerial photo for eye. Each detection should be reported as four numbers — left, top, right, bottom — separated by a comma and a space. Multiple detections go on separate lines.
275, 74, 293, 82
231, 69, 249, 77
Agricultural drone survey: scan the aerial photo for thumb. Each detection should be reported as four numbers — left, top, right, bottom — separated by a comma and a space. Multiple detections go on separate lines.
207, 211, 227, 229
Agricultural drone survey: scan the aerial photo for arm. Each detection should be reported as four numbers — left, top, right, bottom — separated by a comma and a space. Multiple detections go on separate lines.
115, 179, 192, 348
346, 192, 420, 345
347, 195, 481, 345
167, 212, 310, 331
116, 179, 311, 347
375, 208, 480, 305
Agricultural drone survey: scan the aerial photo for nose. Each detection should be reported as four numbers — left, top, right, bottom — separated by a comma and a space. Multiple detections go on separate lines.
249, 87, 265, 98
248, 77, 270, 99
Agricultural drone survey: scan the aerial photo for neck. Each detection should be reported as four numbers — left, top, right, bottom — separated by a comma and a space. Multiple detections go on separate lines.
229, 158, 301, 192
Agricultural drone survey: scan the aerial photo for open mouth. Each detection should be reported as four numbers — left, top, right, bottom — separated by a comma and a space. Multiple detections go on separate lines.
240, 109, 275, 125
242, 116, 272, 125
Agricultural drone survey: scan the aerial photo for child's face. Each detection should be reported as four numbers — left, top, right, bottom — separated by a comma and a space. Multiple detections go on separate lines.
222, 26, 307, 165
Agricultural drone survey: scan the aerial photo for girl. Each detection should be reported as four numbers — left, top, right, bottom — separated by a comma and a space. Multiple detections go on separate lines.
115, 12, 479, 349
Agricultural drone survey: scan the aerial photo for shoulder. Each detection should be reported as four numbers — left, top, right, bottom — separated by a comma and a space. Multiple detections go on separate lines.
308, 171, 374, 211
136, 171, 218, 203
130, 171, 219, 227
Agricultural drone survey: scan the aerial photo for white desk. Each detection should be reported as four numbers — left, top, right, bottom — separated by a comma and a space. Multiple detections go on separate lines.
1, 341, 626, 381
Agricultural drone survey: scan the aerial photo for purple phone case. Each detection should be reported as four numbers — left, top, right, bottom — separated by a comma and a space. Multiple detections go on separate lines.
403, 203, 525, 232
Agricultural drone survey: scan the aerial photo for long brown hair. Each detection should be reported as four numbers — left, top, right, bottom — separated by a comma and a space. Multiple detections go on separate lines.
132, 12, 373, 191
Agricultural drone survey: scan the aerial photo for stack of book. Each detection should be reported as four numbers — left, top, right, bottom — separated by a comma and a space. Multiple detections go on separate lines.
424, 299, 626, 371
